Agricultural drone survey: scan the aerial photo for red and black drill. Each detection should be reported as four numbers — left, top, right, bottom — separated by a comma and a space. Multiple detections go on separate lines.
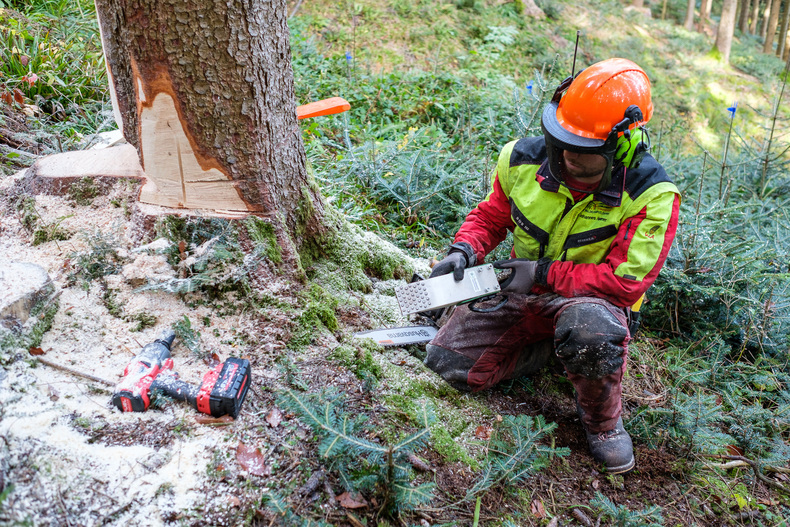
112, 330, 251, 418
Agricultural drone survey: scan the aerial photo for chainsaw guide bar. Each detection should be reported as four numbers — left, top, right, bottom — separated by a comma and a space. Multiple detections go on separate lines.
394, 264, 500, 315
353, 326, 438, 347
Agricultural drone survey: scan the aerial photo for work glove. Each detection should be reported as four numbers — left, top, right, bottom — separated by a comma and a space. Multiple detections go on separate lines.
429, 242, 476, 282
494, 258, 538, 294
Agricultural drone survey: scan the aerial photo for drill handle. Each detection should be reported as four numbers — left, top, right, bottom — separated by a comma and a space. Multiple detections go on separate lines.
151, 374, 199, 409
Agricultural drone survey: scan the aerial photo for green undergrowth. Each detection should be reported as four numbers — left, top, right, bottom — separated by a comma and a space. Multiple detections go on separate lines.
0, 0, 112, 159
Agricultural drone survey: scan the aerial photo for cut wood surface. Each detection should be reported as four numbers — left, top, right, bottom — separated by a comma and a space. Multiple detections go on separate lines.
137, 92, 249, 211
21, 144, 144, 196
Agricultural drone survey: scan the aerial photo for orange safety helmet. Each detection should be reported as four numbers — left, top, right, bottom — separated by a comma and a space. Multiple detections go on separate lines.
541, 58, 653, 192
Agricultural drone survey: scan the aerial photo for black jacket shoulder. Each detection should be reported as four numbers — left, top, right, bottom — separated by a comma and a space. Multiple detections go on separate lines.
624, 154, 673, 201
509, 136, 547, 168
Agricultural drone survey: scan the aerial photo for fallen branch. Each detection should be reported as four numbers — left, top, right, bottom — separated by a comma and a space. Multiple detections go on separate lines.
703, 454, 790, 494
707, 460, 790, 474
35, 356, 115, 386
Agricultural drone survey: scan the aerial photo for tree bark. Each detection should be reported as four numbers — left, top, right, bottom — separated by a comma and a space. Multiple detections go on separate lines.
93, 0, 325, 253
762, 0, 771, 38
716, 0, 739, 63
740, 0, 753, 33
699, 0, 711, 28
764, 0, 783, 52
685, 0, 696, 30
751, 0, 763, 33
782, 0, 790, 57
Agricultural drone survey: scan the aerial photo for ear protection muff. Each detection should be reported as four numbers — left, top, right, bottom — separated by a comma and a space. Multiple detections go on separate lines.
614, 125, 651, 170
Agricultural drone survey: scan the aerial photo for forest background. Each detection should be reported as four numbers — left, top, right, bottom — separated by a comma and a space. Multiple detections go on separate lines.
1, 0, 790, 526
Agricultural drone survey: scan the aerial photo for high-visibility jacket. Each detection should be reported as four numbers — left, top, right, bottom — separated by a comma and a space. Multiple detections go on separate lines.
455, 137, 680, 308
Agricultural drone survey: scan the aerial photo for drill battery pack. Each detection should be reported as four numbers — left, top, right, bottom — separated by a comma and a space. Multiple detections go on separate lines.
195, 358, 251, 418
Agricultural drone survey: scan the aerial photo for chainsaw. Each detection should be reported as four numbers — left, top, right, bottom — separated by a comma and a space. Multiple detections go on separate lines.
354, 264, 502, 346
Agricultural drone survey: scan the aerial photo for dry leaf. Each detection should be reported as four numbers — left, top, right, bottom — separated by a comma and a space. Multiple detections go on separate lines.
48, 386, 60, 401
236, 442, 269, 476
228, 496, 241, 507
726, 444, 744, 456
757, 497, 778, 506
1, 92, 12, 106
337, 491, 368, 509
178, 240, 187, 260
265, 407, 283, 428
531, 499, 547, 518
20, 55, 29, 66
592, 479, 600, 489
207, 352, 221, 368
13, 89, 24, 104
475, 424, 492, 440
29, 347, 46, 356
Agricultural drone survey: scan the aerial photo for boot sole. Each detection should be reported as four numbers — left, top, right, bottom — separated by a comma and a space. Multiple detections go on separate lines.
605, 455, 636, 475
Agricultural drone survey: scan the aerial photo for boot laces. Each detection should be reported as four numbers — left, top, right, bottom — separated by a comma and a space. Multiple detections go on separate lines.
597, 428, 621, 441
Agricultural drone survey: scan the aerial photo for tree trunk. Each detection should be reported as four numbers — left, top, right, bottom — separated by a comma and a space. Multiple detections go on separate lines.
782, 0, 790, 57
93, 0, 325, 255
633, 0, 645, 7
751, 0, 762, 33
700, 0, 711, 27
764, 0, 783, 52
685, 0, 696, 30
740, 0, 753, 33
762, 0, 771, 37
716, 0, 739, 63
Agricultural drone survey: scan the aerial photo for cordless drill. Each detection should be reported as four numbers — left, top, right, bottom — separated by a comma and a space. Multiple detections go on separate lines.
112, 330, 251, 418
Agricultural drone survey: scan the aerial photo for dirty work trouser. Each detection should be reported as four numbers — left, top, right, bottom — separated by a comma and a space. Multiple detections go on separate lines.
425, 293, 630, 433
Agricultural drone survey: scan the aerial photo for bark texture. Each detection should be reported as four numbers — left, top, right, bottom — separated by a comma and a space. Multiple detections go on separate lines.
781, 0, 790, 58
93, 0, 324, 242
684, 0, 695, 30
764, 0, 784, 52
716, 0, 739, 63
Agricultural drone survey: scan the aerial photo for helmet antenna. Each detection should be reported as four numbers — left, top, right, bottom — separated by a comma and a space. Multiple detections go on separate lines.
571, 30, 581, 78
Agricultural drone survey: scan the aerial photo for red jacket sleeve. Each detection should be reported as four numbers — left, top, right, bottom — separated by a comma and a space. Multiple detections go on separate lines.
453, 172, 515, 262
547, 194, 680, 307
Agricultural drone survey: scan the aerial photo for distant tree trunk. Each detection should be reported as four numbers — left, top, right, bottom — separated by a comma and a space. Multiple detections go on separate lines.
93, 0, 326, 261
633, 0, 645, 7
764, 0, 783, 51
751, 0, 763, 33
762, 0, 771, 38
740, 0, 753, 32
780, 0, 790, 56
716, 0, 739, 62
699, 0, 711, 29
685, 0, 696, 30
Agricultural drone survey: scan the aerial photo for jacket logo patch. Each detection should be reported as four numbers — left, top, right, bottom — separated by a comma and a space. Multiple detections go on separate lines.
644, 225, 660, 239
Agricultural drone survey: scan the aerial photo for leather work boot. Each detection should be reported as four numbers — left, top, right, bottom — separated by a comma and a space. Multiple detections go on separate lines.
584, 418, 635, 474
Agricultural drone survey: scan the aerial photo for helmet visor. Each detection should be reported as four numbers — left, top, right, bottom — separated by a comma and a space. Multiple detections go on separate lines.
541, 102, 619, 192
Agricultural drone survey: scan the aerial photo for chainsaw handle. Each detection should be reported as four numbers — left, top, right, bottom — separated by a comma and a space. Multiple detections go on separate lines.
467, 294, 508, 313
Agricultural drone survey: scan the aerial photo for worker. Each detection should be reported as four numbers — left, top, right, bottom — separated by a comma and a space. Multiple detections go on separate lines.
424, 58, 680, 474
